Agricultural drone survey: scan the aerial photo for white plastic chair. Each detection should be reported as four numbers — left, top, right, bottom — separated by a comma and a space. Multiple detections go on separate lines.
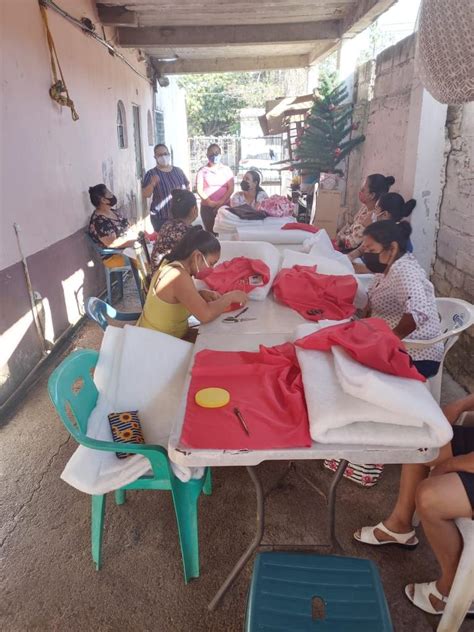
404, 297, 474, 402
437, 518, 474, 632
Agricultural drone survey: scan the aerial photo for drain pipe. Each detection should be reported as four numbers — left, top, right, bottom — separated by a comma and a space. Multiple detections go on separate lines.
13, 223, 48, 356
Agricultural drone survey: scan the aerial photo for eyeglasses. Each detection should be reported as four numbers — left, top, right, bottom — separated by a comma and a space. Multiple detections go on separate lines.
156, 152, 170, 157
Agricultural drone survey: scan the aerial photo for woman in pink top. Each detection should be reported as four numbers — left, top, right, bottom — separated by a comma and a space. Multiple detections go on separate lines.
196, 143, 234, 233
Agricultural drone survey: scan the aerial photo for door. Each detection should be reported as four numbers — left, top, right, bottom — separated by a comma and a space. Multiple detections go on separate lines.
132, 104, 144, 219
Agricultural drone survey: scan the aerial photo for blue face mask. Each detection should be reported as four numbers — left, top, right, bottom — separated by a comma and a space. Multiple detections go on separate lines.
209, 154, 221, 165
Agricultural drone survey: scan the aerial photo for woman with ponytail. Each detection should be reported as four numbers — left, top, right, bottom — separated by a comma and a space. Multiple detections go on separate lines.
138, 226, 247, 340
361, 220, 443, 378
337, 174, 395, 252
350, 192, 416, 264
150, 189, 198, 272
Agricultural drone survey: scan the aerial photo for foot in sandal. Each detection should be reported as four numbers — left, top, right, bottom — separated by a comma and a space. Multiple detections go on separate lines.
405, 581, 474, 616
354, 520, 419, 548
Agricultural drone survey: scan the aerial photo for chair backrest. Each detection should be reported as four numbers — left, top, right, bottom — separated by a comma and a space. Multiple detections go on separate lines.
85, 297, 116, 331
437, 297, 474, 337
48, 349, 99, 443
85, 297, 141, 331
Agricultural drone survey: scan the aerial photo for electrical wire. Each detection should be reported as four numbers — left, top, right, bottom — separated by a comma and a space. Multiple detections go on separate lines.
39, 0, 151, 84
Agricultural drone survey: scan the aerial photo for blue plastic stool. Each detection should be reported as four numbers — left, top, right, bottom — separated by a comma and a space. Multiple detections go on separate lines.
245, 552, 393, 631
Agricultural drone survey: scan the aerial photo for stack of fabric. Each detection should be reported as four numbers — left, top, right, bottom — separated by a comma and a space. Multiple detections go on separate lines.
214, 206, 295, 237
294, 320, 453, 448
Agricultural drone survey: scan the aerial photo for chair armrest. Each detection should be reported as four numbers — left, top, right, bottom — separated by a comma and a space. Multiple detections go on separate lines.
82, 436, 170, 479
405, 332, 460, 347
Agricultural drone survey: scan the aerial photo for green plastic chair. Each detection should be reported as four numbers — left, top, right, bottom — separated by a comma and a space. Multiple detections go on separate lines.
48, 348, 211, 583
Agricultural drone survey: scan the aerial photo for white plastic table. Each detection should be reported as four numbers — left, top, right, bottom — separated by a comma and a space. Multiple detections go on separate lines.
168, 332, 438, 609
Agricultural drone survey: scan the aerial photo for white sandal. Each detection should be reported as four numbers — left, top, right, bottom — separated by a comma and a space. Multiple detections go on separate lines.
354, 521, 419, 549
405, 581, 474, 616
404, 581, 447, 615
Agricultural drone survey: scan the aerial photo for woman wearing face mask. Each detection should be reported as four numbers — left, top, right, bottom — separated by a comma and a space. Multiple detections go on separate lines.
196, 143, 235, 233
150, 189, 198, 272
230, 170, 268, 209
137, 226, 248, 340
88, 184, 138, 266
336, 174, 395, 252
362, 220, 443, 378
142, 144, 190, 232
350, 193, 416, 267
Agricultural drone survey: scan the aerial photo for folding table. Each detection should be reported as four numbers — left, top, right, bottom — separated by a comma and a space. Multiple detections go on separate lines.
168, 332, 439, 610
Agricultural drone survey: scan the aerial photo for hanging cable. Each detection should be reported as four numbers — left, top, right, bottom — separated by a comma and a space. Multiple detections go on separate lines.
39, 0, 151, 85
39, 1, 79, 121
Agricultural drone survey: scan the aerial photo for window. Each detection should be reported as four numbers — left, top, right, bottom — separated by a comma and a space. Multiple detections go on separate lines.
154, 110, 165, 145
147, 110, 154, 146
116, 100, 127, 149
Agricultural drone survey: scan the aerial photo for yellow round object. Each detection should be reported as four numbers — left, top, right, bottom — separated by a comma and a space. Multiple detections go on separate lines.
195, 387, 230, 409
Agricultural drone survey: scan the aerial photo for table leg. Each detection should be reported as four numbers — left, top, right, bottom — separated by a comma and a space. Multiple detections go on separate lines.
208, 465, 264, 611
327, 459, 348, 552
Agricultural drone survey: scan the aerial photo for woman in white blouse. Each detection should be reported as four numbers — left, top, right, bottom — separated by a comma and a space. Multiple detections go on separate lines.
230, 170, 268, 209
361, 220, 443, 378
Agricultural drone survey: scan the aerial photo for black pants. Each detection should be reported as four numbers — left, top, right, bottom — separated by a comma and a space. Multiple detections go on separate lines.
200, 205, 217, 233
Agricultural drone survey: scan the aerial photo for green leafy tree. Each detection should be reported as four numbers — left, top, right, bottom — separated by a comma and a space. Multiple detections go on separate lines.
291, 82, 365, 180
178, 69, 308, 136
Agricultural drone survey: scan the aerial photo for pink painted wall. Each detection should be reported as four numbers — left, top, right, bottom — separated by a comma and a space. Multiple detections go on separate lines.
0, 0, 187, 407
0, 0, 155, 271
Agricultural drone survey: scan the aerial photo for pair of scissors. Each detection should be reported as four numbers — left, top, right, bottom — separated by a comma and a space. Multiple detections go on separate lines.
222, 307, 257, 323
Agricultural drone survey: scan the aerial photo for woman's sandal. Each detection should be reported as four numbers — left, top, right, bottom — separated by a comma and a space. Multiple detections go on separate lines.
354, 521, 419, 549
404, 582, 447, 615
405, 581, 474, 617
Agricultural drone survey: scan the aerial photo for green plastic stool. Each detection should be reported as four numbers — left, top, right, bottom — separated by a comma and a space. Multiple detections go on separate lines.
48, 348, 212, 583
245, 552, 393, 631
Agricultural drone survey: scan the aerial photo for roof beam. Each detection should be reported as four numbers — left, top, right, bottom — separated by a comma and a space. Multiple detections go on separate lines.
118, 20, 341, 48
96, 4, 138, 27
155, 54, 310, 75
341, 0, 397, 36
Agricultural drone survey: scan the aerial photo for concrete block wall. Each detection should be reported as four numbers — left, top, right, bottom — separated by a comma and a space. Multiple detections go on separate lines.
431, 104, 474, 391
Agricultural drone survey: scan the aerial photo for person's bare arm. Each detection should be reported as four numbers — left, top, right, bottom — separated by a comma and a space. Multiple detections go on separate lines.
196, 170, 209, 203
143, 174, 159, 198
100, 232, 136, 249
443, 394, 474, 424
393, 313, 417, 339
431, 452, 474, 476
172, 273, 247, 323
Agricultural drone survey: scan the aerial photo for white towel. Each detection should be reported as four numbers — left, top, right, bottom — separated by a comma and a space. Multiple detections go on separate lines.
302, 229, 334, 255
61, 326, 203, 495
294, 323, 453, 447
237, 226, 309, 244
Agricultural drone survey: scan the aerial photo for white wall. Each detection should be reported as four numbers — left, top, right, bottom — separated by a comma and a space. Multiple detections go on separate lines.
0, 0, 155, 271
154, 77, 190, 177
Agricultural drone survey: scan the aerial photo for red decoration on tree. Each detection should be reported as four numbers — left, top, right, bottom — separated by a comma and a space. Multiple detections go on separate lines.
352, 122, 360, 131
334, 147, 342, 157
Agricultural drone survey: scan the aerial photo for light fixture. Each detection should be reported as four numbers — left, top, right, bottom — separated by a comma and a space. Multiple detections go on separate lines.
154, 55, 178, 63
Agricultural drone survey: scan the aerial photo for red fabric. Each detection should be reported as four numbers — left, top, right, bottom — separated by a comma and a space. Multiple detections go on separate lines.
295, 317, 426, 382
272, 265, 357, 322
180, 343, 311, 449
281, 222, 319, 234
203, 257, 270, 294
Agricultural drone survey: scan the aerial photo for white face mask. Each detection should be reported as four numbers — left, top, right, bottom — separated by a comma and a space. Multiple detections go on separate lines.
157, 155, 170, 167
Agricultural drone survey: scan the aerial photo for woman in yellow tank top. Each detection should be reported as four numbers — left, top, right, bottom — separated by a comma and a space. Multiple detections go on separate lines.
137, 226, 248, 339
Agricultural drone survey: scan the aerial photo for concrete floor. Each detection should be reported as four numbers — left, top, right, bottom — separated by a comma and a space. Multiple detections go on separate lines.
1, 280, 472, 632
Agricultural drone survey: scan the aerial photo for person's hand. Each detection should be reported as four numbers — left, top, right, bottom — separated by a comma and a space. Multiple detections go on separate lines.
227, 290, 248, 306
150, 174, 159, 188
430, 462, 451, 477
199, 289, 221, 303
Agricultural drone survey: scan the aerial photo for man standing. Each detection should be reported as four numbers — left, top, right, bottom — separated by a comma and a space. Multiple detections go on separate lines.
196, 143, 234, 233
142, 144, 189, 232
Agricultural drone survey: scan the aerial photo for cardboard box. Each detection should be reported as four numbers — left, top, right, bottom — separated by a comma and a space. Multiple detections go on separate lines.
311, 190, 342, 239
